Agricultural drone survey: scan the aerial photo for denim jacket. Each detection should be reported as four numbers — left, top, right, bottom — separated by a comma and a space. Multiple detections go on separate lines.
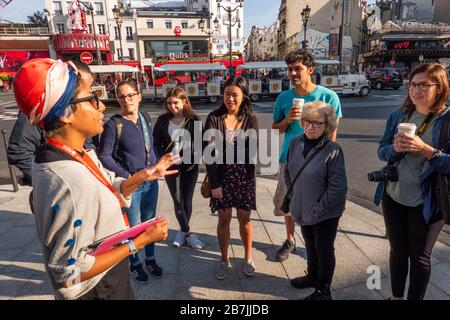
374, 106, 450, 223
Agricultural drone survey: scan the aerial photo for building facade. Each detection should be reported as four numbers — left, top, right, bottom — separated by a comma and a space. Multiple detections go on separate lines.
277, 0, 334, 59
0, 24, 51, 76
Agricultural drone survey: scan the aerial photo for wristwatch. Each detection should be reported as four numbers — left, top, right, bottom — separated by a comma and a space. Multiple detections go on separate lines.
430, 148, 441, 160
124, 239, 138, 256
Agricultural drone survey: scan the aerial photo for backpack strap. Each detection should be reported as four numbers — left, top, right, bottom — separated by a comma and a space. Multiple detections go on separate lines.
113, 116, 123, 161
138, 112, 152, 165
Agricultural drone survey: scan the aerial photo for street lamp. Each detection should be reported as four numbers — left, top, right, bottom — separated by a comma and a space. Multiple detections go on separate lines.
78, 1, 102, 65
217, 0, 244, 77
198, 14, 219, 63
112, 4, 125, 64
301, 5, 311, 50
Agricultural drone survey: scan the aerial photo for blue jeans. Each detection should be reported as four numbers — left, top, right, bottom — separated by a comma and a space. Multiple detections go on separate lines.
124, 180, 159, 266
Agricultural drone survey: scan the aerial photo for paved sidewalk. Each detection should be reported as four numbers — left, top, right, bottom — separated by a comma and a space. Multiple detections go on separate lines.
0, 174, 449, 300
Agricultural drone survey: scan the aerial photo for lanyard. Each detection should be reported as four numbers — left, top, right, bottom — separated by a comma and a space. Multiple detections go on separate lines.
46, 138, 126, 211
138, 112, 152, 165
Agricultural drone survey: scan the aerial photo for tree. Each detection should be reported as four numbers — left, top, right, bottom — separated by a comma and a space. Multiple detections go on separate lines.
27, 11, 48, 27
376, 0, 393, 13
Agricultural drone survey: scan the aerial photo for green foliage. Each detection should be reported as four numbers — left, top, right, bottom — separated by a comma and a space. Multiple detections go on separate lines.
27, 11, 48, 27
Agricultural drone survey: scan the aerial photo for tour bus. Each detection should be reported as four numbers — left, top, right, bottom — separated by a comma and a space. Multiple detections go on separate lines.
237, 59, 371, 101
150, 63, 227, 103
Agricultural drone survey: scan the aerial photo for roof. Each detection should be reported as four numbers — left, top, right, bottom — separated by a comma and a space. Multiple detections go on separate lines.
155, 63, 226, 72
237, 59, 340, 70
89, 65, 140, 73
0, 39, 50, 50
237, 61, 287, 69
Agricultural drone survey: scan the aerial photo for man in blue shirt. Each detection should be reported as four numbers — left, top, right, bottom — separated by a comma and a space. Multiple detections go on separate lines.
272, 49, 343, 263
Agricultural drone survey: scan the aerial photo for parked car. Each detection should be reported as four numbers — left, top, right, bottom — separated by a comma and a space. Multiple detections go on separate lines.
369, 68, 403, 90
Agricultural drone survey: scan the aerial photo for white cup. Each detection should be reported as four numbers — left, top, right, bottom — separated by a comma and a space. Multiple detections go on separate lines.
397, 123, 416, 137
293, 98, 305, 110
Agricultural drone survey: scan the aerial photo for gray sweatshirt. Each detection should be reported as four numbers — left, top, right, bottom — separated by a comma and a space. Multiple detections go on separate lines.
32, 147, 131, 300
284, 135, 347, 226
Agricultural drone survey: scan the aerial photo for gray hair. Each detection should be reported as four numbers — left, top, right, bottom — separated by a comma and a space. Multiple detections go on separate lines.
301, 101, 338, 135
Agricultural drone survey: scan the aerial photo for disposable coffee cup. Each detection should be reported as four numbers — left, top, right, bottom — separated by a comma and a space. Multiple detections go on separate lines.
397, 123, 416, 137
293, 98, 305, 111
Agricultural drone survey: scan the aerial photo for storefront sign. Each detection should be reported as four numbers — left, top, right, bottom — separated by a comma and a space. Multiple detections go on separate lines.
0, 50, 50, 74
169, 53, 189, 61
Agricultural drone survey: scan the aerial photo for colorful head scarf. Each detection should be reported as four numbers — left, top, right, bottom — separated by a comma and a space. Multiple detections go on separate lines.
14, 58, 79, 130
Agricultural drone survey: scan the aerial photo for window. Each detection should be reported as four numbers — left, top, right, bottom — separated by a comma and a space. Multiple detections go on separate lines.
53, 1, 62, 14
114, 27, 120, 39
95, 2, 104, 15
87, 24, 93, 33
181, 21, 188, 29
126, 27, 133, 40
165, 20, 172, 29
98, 24, 106, 35
117, 49, 122, 60
236, 28, 240, 39
192, 40, 208, 56
146, 20, 153, 28
128, 48, 135, 60
56, 23, 65, 34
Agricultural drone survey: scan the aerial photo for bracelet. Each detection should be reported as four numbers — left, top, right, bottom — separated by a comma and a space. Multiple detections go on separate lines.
430, 148, 440, 160
125, 239, 138, 256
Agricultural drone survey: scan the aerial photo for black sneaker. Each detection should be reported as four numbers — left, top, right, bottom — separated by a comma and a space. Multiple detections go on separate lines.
145, 259, 163, 279
129, 264, 149, 284
303, 288, 333, 300
275, 239, 296, 262
291, 275, 317, 289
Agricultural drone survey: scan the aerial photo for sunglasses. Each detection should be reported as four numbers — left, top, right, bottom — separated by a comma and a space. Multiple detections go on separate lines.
69, 92, 100, 110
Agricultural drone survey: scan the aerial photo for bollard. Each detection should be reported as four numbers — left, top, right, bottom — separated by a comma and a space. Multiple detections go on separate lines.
1, 130, 19, 192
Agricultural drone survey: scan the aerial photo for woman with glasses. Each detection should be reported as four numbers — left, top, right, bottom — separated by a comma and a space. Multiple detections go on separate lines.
13, 59, 177, 300
375, 63, 450, 300
98, 81, 164, 284
285, 101, 347, 300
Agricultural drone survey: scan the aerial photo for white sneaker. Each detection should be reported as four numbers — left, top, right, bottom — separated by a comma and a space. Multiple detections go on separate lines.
173, 230, 186, 248
185, 233, 204, 250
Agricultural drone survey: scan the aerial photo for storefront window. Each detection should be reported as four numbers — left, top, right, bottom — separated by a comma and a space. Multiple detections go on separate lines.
192, 40, 208, 57
144, 40, 208, 61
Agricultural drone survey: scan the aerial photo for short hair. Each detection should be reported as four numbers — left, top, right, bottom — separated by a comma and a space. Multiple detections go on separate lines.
402, 63, 449, 113
301, 101, 338, 135
164, 86, 194, 119
284, 49, 315, 67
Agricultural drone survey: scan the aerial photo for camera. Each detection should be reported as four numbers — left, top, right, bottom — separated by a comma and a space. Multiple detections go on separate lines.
367, 165, 399, 182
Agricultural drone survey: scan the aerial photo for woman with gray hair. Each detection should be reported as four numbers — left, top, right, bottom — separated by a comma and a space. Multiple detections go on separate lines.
285, 101, 347, 300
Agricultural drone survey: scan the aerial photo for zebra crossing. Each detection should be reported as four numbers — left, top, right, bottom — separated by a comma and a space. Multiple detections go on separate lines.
0, 100, 19, 121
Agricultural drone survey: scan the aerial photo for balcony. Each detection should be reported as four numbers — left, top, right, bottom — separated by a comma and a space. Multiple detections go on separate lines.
52, 33, 110, 52
0, 27, 51, 36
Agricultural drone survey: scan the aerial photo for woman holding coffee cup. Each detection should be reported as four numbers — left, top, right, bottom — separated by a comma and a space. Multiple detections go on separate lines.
375, 63, 450, 300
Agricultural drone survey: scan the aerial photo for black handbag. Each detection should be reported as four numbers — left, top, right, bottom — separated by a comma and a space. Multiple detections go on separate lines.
431, 110, 450, 225
281, 139, 330, 214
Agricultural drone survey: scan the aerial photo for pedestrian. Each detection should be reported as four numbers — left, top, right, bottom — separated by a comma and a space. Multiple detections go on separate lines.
286, 101, 347, 300
153, 87, 205, 250
272, 49, 342, 263
13, 58, 177, 300
97, 80, 163, 284
204, 77, 259, 280
374, 63, 450, 300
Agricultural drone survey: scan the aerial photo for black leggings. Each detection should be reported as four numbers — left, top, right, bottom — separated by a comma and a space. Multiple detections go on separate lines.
301, 217, 340, 290
165, 169, 199, 233
382, 192, 444, 300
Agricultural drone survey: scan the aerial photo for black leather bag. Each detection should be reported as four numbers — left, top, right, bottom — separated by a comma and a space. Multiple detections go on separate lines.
431, 110, 450, 225
281, 139, 329, 214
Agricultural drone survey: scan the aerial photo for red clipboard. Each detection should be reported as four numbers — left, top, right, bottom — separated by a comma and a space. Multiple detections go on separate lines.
89, 216, 164, 256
